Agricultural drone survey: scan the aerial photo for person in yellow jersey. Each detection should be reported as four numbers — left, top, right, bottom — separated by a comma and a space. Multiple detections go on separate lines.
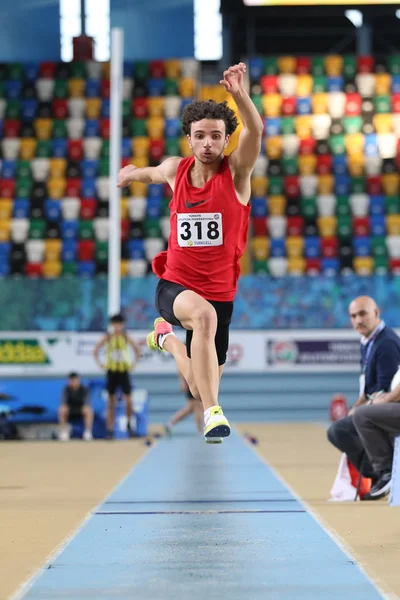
93, 314, 141, 439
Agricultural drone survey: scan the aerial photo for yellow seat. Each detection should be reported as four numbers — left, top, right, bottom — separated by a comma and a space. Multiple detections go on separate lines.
165, 59, 181, 79
45, 239, 62, 262
131, 156, 149, 169
288, 256, 306, 275
312, 93, 328, 114
353, 257, 373, 276
130, 181, 148, 197
49, 158, 67, 178
318, 174, 334, 194
240, 247, 251, 275
69, 78, 85, 98
102, 62, 111, 79
252, 237, 269, 261
374, 114, 392, 134
296, 75, 313, 97
179, 77, 196, 98
200, 85, 226, 103
47, 177, 66, 199
20, 138, 37, 160
295, 116, 312, 139
121, 198, 129, 220
34, 118, 53, 140
0, 219, 11, 241
325, 55, 343, 76
286, 236, 304, 258
43, 261, 62, 278
179, 136, 192, 158
0, 199, 12, 220
268, 195, 286, 216
132, 137, 150, 159
318, 216, 337, 237
278, 56, 296, 74
348, 154, 365, 177
382, 174, 400, 196
262, 93, 282, 118
299, 155, 317, 175
147, 116, 165, 139
86, 98, 102, 119
251, 176, 268, 197
225, 126, 241, 155
387, 215, 400, 235
345, 133, 364, 156
120, 260, 129, 277
147, 97, 165, 118
375, 73, 391, 96
266, 137, 282, 160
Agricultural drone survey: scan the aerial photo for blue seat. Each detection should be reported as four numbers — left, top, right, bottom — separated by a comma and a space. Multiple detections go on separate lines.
370, 215, 386, 237
332, 155, 347, 175
353, 236, 371, 257
304, 236, 321, 258
147, 184, 163, 199
251, 197, 267, 218
61, 220, 79, 240
45, 199, 62, 221
6, 80, 22, 99
147, 78, 165, 97
392, 75, 400, 94
127, 239, 145, 259
85, 80, 100, 98
101, 100, 110, 118
146, 198, 162, 219
0, 242, 11, 258
369, 195, 385, 216
334, 174, 350, 196
84, 119, 100, 137
326, 77, 344, 92
13, 199, 29, 218
296, 97, 312, 115
260, 137, 266, 156
121, 138, 132, 158
0, 120, 3, 138
165, 118, 181, 139
81, 177, 97, 198
62, 239, 78, 261
321, 257, 339, 274
265, 117, 281, 137
24, 63, 39, 82
248, 57, 264, 82
51, 139, 68, 158
180, 98, 193, 115
270, 238, 286, 258
123, 62, 134, 78
0, 262, 10, 276
81, 159, 98, 178
22, 100, 38, 121
1, 160, 16, 179
364, 134, 378, 157
78, 261, 95, 277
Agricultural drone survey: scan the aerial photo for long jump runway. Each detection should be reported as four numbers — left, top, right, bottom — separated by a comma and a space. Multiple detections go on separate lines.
16, 432, 384, 600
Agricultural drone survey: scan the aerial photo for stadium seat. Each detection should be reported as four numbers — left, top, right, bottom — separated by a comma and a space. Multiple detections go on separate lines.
268, 257, 288, 276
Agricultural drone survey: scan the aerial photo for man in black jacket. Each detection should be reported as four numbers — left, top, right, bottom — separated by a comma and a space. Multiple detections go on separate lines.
327, 296, 400, 500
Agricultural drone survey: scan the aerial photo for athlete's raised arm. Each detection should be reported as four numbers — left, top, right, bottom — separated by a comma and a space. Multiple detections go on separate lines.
222, 63, 263, 176
117, 156, 181, 189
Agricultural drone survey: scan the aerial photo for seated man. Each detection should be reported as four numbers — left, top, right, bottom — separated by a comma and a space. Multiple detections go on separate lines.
58, 372, 93, 441
327, 296, 400, 500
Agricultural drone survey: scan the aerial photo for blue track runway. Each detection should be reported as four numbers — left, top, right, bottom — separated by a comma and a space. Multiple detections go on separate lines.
18, 431, 384, 600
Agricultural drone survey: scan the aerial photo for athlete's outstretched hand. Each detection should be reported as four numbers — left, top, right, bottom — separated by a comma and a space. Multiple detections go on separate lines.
220, 63, 246, 94
117, 165, 137, 188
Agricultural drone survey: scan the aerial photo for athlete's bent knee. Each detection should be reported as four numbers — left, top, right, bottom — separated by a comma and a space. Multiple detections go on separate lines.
191, 306, 217, 337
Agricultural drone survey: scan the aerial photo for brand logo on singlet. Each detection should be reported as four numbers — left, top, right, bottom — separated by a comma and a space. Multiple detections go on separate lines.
185, 198, 211, 209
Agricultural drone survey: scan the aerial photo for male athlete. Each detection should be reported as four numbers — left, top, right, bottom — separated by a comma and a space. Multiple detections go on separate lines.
117, 63, 263, 443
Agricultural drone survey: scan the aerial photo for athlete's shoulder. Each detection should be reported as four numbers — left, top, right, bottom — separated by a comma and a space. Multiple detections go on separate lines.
160, 156, 184, 178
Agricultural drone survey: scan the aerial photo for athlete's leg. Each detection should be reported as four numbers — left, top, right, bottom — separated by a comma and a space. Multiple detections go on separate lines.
58, 404, 70, 441
81, 405, 93, 440
193, 399, 204, 433
168, 401, 194, 427
162, 335, 200, 399
106, 394, 117, 435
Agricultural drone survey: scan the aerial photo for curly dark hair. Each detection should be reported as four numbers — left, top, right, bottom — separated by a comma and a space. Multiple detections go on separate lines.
181, 100, 239, 136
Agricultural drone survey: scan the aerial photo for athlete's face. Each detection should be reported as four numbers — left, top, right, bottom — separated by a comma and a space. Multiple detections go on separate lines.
188, 119, 229, 164
111, 322, 124, 335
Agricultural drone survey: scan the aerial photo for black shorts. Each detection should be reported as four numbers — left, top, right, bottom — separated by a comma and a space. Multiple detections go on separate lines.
155, 278, 233, 366
66, 404, 85, 420
106, 371, 132, 395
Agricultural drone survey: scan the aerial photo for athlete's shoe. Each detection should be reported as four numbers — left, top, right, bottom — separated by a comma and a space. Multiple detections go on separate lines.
204, 406, 230, 443
147, 317, 173, 352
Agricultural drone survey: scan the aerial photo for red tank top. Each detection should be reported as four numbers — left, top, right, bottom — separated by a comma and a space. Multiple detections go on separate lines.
152, 156, 250, 302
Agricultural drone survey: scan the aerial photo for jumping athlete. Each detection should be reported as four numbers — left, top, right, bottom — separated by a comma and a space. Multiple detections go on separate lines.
164, 373, 204, 437
117, 63, 263, 443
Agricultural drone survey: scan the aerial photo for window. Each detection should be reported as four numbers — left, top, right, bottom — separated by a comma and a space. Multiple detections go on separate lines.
194, 0, 223, 61
60, 0, 110, 62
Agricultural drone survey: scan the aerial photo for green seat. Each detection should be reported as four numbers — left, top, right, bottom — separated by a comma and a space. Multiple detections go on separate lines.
336, 196, 351, 217
79, 221, 94, 240
162, 197, 171, 216
70, 61, 86, 78
29, 219, 46, 240
329, 134, 345, 155
131, 119, 147, 137
371, 236, 387, 258
165, 138, 180, 156
312, 75, 326, 93
53, 120, 67, 138
165, 78, 179, 96
301, 197, 317, 219
7, 63, 23, 80
388, 55, 400, 75
54, 79, 68, 99
0, 82, 5, 98
268, 176, 283, 196
144, 218, 162, 238
374, 255, 389, 273
101, 140, 110, 160
16, 160, 31, 179
253, 259, 268, 274
251, 95, 263, 115
337, 215, 352, 239
16, 176, 32, 198
374, 95, 391, 114
350, 177, 366, 194
62, 262, 78, 276
343, 56, 357, 80
385, 196, 400, 214
122, 99, 131, 118
96, 241, 108, 263
98, 158, 110, 177
135, 61, 150, 80
282, 117, 295, 135
6, 100, 21, 119
282, 157, 298, 175
343, 116, 362, 134
264, 57, 277, 75
311, 57, 325, 77
36, 140, 51, 158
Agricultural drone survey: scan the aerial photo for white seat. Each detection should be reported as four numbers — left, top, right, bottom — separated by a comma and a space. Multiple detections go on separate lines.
282, 135, 299, 157
2, 138, 20, 160
11, 219, 29, 243
86, 61, 102, 80
180, 59, 198, 78
393, 115, 400, 136
128, 197, 146, 221
68, 98, 86, 118
268, 216, 287, 239
0, 99, 6, 119
278, 74, 297, 96
83, 137, 102, 160
144, 238, 164, 261
164, 97, 181, 118
350, 194, 369, 217
300, 175, 318, 197
35, 78, 54, 101
61, 198, 80, 220
123, 78, 134, 100
31, 158, 50, 182
365, 156, 383, 176
312, 114, 331, 140
378, 134, 397, 159
386, 236, 400, 258
160, 216, 170, 240
66, 118, 85, 140
96, 177, 110, 201
317, 194, 336, 217
268, 258, 288, 277
356, 73, 375, 97
26, 240, 45, 263
327, 92, 346, 119
94, 217, 109, 241
128, 259, 147, 277
253, 155, 269, 177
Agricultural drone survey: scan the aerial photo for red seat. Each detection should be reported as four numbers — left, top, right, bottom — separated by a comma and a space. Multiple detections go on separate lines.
68, 140, 84, 161
150, 139, 165, 163
345, 93, 362, 117
80, 199, 97, 219
317, 155, 332, 175
282, 97, 296, 116
0, 179, 15, 198
390, 258, 400, 274
132, 98, 148, 119
121, 219, 129, 241
305, 258, 321, 274
66, 178, 82, 197
353, 217, 370, 236
253, 217, 267, 237
261, 75, 279, 94
100, 118, 110, 139
164, 183, 173, 200
78, 240, 95, 261
150, 60, 165, 78
357, 56, 374, 74
25, 263, 43, 277
39, 61, 56, 78
287, 216, 304, 236
296, 57, 311, 75
4, 119, 21, 137
101, 79, 110, 99
52, 99, 68, 119
367, 176, 382, 196
284, 176, 300, 199
299, 138, 316, 155
321, 237, 338, 258
392, 94, 400, 114
121, 157, 131, 168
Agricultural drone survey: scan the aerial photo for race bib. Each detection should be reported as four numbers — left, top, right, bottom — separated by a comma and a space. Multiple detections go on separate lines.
111, 350, 125, 362
177, 213, 223, 247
